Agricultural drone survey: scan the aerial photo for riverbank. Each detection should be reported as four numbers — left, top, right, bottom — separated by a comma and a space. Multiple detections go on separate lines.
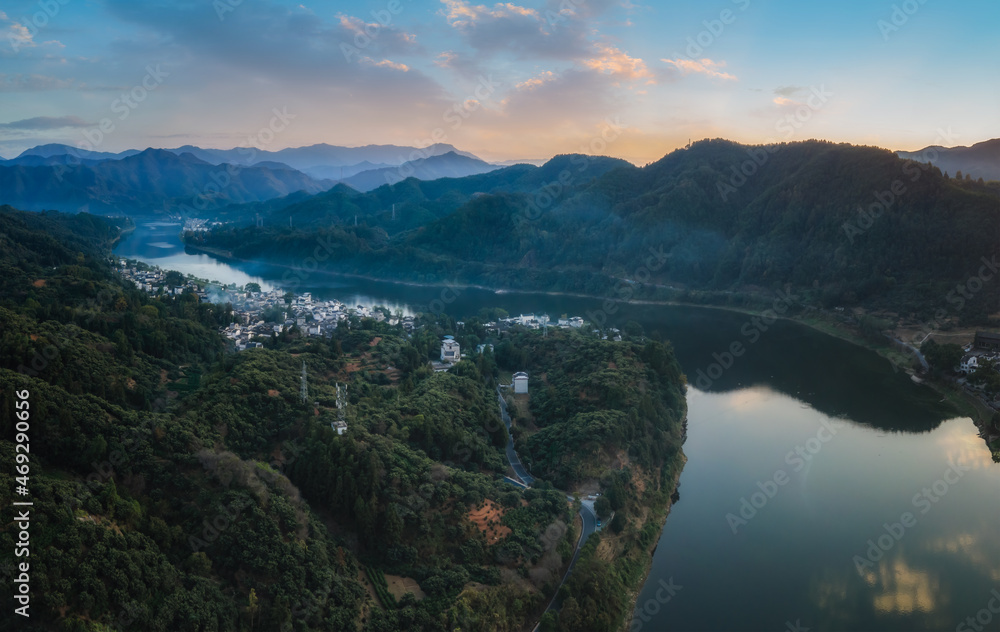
185, 239, 1000, 442
791, 311, 999, 458
619, 454, 687, 632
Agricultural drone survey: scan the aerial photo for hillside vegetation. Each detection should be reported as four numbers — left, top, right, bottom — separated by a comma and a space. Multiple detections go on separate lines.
189, 140, 1000, 323
1, 205, 687, 631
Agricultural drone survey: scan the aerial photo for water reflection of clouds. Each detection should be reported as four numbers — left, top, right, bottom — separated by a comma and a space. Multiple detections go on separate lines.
925, 532, 1000, 582
864, 557, 940, 616
811, 560, 945, 629
934, 420, 996, 471
720, 386, 777, 412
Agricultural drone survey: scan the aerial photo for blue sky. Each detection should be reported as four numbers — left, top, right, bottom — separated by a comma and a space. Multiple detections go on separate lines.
0, 0, 997, 164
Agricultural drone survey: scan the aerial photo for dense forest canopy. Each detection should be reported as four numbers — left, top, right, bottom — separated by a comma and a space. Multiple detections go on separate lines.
188, 140, 1000, 322
0, 205, 687, 631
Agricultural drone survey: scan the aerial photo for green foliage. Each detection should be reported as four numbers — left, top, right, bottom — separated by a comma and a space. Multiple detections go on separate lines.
0, 205, 691, 632
921, 339, 964, 374
190, 141, 1000, 322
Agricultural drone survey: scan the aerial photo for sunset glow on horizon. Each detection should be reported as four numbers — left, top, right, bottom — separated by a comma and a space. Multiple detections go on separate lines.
1, 0, 997, 164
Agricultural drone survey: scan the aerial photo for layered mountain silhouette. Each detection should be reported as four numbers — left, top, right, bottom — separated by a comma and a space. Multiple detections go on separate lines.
897, 139, 1000, 181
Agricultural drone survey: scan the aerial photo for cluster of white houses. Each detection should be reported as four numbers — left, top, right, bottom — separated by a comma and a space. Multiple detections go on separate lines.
485, 314, 585, 331
119, 262, 208, 298
959, 332, 1000, 375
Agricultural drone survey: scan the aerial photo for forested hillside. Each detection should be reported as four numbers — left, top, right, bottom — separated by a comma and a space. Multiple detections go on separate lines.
189, 140, 1000, 323
1, 206, 687, 631
208, 153, 630, 236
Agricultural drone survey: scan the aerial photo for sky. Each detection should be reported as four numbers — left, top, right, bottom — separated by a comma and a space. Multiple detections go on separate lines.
0, 0, 997, 165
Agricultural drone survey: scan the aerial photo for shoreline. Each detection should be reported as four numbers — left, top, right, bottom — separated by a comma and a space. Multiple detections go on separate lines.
618, 453, 687, 632
181, 242, 999, 446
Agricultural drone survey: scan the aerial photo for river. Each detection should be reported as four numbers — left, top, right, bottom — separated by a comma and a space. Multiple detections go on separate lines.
116, 221, 1000, 632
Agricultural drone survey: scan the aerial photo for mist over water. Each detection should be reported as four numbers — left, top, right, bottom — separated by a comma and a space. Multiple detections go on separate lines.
117, 222, 1000, 631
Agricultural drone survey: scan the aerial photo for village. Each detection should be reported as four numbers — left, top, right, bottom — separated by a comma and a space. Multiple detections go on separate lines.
957, 331, 1000, 409
116, 259, 604, 354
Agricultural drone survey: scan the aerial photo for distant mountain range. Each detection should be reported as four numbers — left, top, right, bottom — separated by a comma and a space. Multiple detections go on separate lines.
897, 139, 1000, 181
340, 151, 497, 192
0, 148, 333, 214
12, 141, 480, 171
205, 153, 632, 234
0, 142, 503, 213
188, 139, 1000, 318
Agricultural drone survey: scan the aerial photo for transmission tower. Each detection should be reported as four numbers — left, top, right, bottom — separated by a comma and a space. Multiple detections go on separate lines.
300, 361, 308, 404
336, 383, 346, 421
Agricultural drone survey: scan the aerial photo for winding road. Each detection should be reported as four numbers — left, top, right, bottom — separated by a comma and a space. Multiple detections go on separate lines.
497, 390, 535, 486
496, 388, 601, 631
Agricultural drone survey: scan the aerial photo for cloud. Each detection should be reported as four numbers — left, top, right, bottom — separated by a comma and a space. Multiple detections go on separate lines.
1, 12, 35, 51
660, 58, 737, 81
101, 0, 451, 121
0, 115, 91, 130
441, 0, 539, 28
439, 0, 591, 60
362, 58, 410, 72
337, 14, 422, 54
0, 74, 76, 92
515, 70, 556, 91
583, 43, 652, 83
774, 85, 806, 98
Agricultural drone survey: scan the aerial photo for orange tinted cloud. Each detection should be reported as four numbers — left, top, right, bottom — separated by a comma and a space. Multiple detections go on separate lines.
584, 43, 653, 82
661, 57, 737, 81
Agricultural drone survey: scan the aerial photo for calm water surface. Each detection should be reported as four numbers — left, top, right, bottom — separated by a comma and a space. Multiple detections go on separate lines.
116, 221, 1000, 631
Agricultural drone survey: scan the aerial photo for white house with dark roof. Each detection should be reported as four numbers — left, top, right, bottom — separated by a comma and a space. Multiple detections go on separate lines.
441, 337, 461, 364
513, 372, 528, 394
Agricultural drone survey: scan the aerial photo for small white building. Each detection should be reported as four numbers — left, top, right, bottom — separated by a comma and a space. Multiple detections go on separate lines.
513, 372, 529, 394
960, 355, 980, 374
441, 337, 461, 364
331, 420, 348, 435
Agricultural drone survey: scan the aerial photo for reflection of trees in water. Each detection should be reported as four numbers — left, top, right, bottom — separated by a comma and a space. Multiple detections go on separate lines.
644, 309, 956, 433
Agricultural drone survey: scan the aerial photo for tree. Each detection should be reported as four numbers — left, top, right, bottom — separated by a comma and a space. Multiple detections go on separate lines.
247, 588, 259, 631
244, 282, 261, 293
594, 496, 612, 518
921, 339, 963, 374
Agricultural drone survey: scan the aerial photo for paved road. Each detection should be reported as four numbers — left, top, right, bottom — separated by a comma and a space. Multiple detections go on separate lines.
497, 390, 535, 485
532, 500, 598, 632
496, 388, 599, 631
887, 334, 930, 371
